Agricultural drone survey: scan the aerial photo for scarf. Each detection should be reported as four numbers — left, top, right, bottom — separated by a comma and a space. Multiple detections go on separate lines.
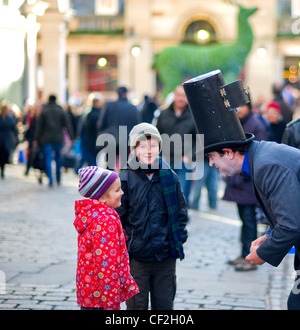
128, 155, 185, 260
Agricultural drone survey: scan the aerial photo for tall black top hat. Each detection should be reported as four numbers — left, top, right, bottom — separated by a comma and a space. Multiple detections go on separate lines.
183, 70, 254, 153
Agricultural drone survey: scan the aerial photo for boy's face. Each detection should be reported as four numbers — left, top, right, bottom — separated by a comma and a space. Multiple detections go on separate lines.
100, 178, 123, 208
135, 138, 160, 165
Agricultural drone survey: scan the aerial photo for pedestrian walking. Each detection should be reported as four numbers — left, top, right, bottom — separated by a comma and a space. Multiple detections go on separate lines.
116, 123, 188, 310
34, 95, 74, 187
85, 96, 104, 166
74, 166, 139, 310
24, 103, 42, 176
0, 102, 18, 179
156, 85, 197, 205
223, 100, 268, 271
183, 70, 300, 310
98, 86, 140, 169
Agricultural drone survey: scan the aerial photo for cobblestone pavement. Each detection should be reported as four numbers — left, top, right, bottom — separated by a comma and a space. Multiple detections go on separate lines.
0, 164, 295, 310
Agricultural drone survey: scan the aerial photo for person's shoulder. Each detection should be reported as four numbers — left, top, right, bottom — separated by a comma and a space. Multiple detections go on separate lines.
286, 117, 300, 128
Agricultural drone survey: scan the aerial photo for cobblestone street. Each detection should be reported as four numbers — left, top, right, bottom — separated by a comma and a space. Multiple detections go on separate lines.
0, 163, 295, 310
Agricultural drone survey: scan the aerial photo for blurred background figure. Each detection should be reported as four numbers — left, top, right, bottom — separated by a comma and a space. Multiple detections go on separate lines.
34, 95, 74, 187
0, 102, 18, 179
85, 95, 105, 166
156, 85, 197, 206
265, 101, 286, 143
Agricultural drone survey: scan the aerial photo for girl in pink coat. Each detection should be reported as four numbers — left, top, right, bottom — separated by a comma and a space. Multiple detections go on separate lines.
74, 166, 139, 310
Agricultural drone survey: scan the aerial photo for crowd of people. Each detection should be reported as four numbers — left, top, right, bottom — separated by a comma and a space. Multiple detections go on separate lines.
1, 81, 300, 193
1, 80, 300, 309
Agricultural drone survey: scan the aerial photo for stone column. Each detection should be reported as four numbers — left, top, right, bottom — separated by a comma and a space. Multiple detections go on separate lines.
68, 52, 81, 98
38, 5, 70, 105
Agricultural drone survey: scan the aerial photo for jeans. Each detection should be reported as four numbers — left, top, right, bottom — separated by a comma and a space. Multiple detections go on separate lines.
237, 204, 257, 258
44, 143, 63, 186
126, 258, 176, 310
171, 162, 192, 206
191, 160, 220, 210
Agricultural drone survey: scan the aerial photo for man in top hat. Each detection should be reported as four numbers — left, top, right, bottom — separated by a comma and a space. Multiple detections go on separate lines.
183, 70, 300, 310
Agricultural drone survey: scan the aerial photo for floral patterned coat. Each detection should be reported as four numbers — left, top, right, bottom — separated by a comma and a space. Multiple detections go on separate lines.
74, 199, 139, 309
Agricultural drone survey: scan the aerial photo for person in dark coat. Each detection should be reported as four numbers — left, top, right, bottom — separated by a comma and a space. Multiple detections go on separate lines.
98, 86, 140, 169
156, 85, 197, 205
0, 102, 18, 178
34, 94, 74, 186
265, 101, 286, 143
223, 101, 268, 271
116, 123, 188, 310
272, 82, 293, 124
85, 97, 104, 166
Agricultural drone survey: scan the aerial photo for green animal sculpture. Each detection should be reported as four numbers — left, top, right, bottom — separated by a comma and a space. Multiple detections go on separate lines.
152, 4, 258, 97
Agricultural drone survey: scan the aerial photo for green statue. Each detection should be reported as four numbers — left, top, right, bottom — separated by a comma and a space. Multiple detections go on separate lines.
152, 4, 258, 97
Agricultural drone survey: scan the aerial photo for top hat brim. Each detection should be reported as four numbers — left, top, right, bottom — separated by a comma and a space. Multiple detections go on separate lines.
200, 133, 255, 154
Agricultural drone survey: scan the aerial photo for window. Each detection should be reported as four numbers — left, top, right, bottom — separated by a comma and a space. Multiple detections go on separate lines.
95, 0, 118, 16
184, 20, 217, 44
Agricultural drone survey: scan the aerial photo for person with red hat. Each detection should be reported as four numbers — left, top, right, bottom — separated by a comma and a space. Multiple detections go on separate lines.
265, 101, 286, 143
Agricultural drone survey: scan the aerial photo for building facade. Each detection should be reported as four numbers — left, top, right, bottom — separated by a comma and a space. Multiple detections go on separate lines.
1, 0, 300, 107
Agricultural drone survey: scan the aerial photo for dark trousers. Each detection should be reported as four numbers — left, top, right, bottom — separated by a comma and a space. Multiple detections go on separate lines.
237, 204, 257, 258
126, 258, 176, 310
288, 269, 300, 310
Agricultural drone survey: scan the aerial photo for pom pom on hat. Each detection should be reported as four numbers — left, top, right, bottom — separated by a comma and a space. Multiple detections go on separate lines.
78, 166, 119, 200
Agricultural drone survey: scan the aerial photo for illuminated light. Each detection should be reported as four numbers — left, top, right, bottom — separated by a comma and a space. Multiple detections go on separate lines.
97, 57, 107, 67
257, 47, 267, 58
131, 46, 141, 57
283, 70, 290, 79
197, 29, 210, 40
289, 65, 298, 74
289, 74, 298, 83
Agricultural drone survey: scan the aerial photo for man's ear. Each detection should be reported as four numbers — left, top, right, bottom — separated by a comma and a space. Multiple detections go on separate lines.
222, 148, 234, 159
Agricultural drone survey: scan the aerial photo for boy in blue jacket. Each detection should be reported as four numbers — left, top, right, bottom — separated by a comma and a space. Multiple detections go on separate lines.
116, 122, 188, 310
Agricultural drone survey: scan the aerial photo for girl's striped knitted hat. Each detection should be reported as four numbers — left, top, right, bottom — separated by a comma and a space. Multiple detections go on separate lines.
78, 166, 118, 200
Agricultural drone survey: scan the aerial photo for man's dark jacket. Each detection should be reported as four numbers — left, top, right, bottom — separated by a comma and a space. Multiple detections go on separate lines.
35, 102, 74, 145
156, 105, 197, 163
247, 141, 300, 269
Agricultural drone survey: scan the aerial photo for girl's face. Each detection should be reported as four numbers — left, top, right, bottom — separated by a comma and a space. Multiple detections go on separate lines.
100, 178, 123, 208
135, 138, 160, 165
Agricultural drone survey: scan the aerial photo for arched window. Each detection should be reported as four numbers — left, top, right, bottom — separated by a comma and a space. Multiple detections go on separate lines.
184, 20, 217, 44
